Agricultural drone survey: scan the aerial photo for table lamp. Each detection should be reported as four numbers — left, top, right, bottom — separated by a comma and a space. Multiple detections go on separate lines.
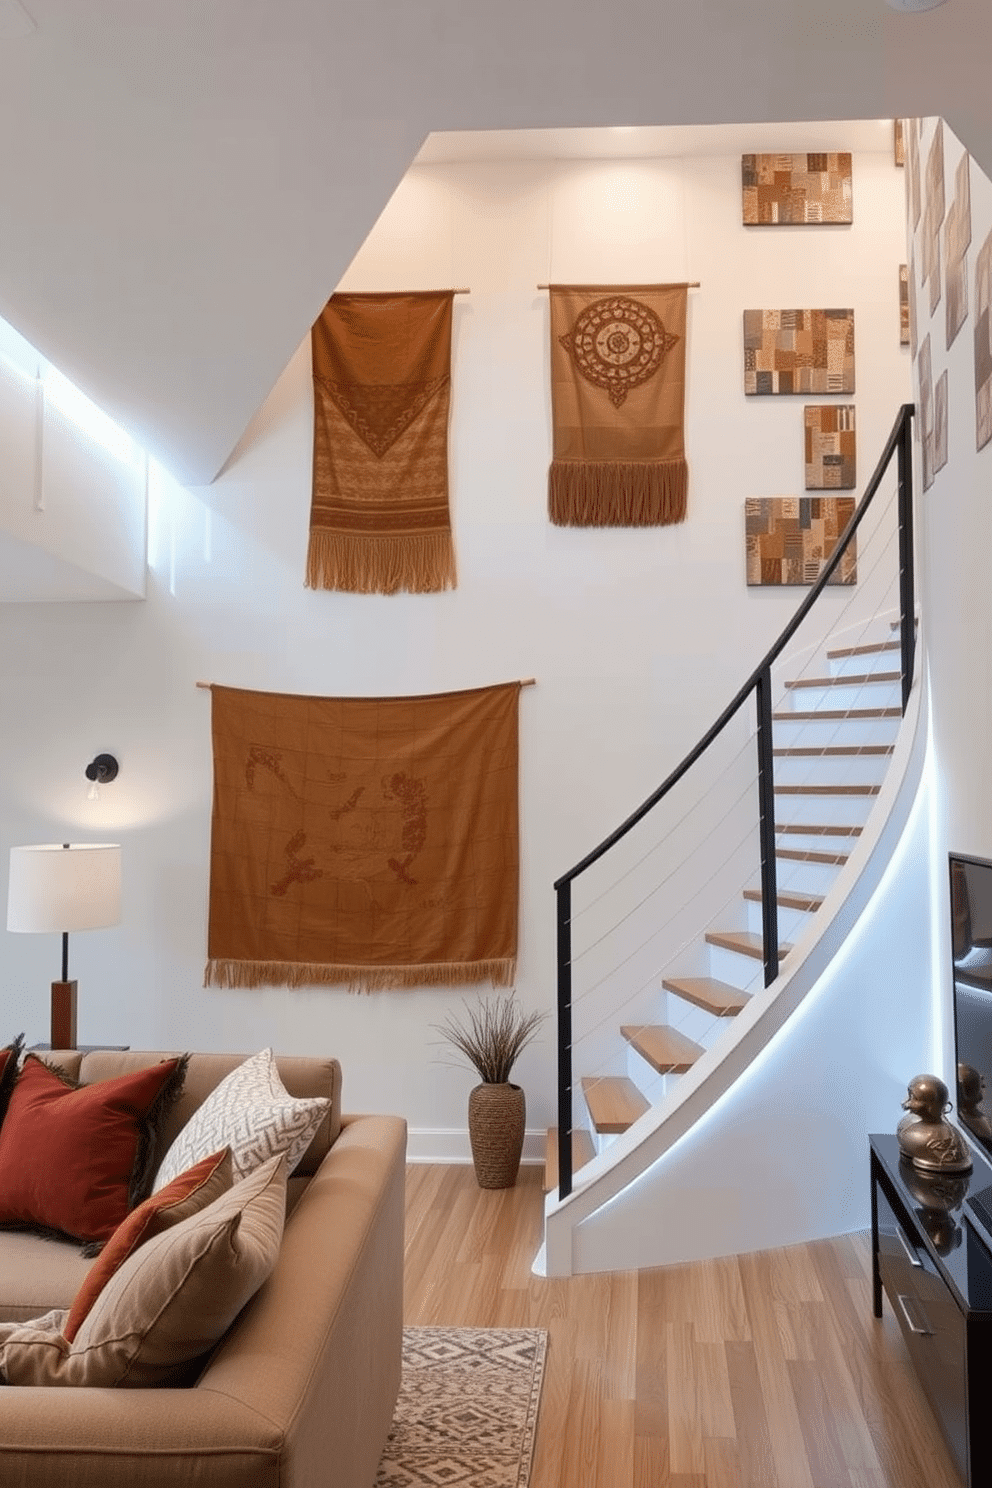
6, 843, 122, 1049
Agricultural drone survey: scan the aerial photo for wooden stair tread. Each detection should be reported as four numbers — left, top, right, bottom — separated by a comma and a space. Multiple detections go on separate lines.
777, 822, 862, 836
785, 671, 901, 689
581, 1076, 649, 1134
661, 975, 750, 1015
773, 744, 893, 757
774, 707, 900, 720
544, 1126, 595, 1191
743, 887, 823, 912
777, 846, 850, 865
621, 1023, 704, 1073
827, 639, 899, 658
774, 782, 879, 796
704, 929, 793, 960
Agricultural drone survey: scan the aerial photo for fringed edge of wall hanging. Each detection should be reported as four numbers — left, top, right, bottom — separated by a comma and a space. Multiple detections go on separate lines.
204, 956, 516, 992
548, 458, 688, 527
305, 529, 457, 594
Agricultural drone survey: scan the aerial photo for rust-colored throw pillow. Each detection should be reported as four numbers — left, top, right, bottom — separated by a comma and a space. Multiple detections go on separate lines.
0, 1054, 188, 1245
0, 1035, 24, 1130
63, 1147, 233, 1343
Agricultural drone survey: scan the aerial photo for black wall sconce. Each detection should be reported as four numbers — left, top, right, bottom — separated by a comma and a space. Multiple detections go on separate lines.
85, 754, 119, 799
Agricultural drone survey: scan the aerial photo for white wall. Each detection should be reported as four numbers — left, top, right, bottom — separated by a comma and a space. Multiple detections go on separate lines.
908, 118, 992, 1088
0, 129, 911, 1164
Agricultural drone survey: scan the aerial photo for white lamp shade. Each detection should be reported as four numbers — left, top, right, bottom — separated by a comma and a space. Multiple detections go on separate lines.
7, 844, 122, 934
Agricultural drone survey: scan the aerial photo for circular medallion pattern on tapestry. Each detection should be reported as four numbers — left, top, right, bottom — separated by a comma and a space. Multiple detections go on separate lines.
559, 296, 679, 407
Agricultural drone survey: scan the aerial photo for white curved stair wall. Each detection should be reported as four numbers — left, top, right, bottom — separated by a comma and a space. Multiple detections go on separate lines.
542, 659, 932, 1277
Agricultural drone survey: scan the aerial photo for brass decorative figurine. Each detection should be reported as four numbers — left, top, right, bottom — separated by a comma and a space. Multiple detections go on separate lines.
897, 1073, 972, 1173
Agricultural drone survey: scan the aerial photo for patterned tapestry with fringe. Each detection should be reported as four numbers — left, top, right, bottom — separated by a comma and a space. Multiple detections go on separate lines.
205, 682, 519, 991
308, 290, 456, 593
548, 284, 689, 527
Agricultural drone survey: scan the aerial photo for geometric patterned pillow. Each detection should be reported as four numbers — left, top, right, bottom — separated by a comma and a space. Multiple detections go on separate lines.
152, 1048, 329, 1192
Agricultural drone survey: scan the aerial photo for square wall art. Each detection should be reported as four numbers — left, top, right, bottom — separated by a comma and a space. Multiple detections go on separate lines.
746, 497, 856, 586
900, 265, 910, 347
741, 153, 853, 225
744, 309, 855, 395
945, 151, 972, 351
805, 405, 856, 489
975, 226, 992, 451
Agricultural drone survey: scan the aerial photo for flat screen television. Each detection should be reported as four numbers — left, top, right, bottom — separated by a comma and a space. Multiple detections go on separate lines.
951, 852, 992, 1167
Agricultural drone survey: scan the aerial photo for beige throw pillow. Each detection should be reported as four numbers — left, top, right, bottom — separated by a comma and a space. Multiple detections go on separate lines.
153, 1047, 329, 1191
0, 1152, 286, 1388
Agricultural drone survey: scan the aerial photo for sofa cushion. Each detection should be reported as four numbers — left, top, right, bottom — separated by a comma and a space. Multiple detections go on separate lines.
153, 1047, 330, 1191
0, 1054, 188, 1244
0, 1152, 286, 1387
63, 1146, 233, 1343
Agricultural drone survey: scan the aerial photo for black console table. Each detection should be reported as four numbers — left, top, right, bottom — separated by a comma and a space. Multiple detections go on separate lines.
870, 1133, 992, 1485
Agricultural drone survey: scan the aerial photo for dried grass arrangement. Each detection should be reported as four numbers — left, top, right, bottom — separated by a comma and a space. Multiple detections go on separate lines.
436, 996, 547, 1085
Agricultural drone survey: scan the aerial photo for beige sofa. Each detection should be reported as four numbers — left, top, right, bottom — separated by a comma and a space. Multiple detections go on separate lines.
0, 1049, 407, 1488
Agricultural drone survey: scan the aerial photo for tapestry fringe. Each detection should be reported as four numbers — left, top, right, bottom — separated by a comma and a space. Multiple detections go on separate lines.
305, 529, 456, 594
548, 458, 688, 527
204, 957, 516, 993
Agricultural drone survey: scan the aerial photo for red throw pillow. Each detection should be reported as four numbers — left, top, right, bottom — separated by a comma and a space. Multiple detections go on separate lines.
0, 1054, 188, 1244
0, 1035, 24, 1130
64, 1146, 233, 1343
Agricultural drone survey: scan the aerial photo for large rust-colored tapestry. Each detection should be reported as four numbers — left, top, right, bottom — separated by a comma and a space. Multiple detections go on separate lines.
548, 284, 689, 526
745, 498, 856, 587
743, 309, 855, 395
309, 291, 456, 594
205, 683, 520, 991
741, 153, 852, 225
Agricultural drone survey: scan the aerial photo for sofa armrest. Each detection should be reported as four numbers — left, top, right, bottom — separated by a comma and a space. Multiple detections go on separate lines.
0, 1387, 285, 1487
198, 1112, 408, 1488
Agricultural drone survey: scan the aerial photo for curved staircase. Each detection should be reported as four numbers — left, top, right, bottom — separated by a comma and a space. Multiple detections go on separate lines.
541, 405, 924, 1273
546, 627, 907, 1191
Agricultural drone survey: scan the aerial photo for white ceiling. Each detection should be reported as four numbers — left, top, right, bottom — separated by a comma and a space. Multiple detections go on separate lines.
0, 0, 988, 487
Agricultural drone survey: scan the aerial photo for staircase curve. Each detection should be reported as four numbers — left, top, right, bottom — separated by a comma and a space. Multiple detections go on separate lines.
540, 403, 925, 1278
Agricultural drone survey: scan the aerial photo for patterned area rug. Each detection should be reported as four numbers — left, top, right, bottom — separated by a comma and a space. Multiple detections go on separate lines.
375, 1326, 548, 1488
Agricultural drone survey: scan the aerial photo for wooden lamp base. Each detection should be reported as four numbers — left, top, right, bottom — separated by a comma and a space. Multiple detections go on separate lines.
51, 980, 77, 1050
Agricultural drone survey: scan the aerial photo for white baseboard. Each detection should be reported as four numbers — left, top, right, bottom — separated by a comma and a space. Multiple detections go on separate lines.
406, 1127, 545, 1165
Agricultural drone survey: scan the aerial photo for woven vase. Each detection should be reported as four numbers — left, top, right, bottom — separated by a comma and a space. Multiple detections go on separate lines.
468, 1082, 525, 1189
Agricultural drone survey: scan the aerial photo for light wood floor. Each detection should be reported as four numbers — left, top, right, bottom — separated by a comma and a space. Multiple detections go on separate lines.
403, 1164, 962, 1488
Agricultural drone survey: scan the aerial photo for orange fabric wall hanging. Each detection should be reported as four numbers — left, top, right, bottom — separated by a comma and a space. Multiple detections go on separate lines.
205, 682, 520, 991
548, 284, 689, 527
308, 290, 457, 593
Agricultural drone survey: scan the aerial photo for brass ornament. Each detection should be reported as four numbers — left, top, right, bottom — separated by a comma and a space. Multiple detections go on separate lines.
897, 1073, 972, 1173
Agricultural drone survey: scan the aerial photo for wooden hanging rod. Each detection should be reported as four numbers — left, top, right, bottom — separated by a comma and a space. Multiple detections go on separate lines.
196, 677, 536, 691
537, 281, 700, 290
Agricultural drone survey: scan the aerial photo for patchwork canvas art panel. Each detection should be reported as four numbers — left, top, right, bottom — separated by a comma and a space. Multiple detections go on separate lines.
935, 369, 948, 477
900, 265, 910, 348
919, 333, 934, 491
743, 309, 855, 395
976, 226, 992, 452
804, 405, 856, 490
741, 153, 852, 225
908, 118, 922, 232
922, 120, 946, 317
945, 151, 972, 351
746, 497, 856, 586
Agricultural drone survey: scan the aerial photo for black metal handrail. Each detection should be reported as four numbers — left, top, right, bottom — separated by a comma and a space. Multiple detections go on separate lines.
554, 403, 916, 1199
